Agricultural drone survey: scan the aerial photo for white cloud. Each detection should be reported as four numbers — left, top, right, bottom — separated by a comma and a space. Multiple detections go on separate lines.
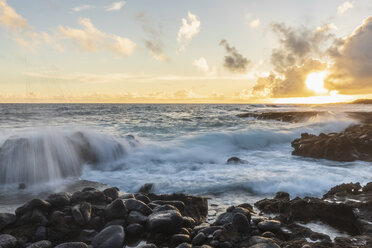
337, 1, 353, 15
193, 57, 217, 75
72, 5, 93, 12
177, 11, 201, 51
59, 17, 136, 56
0, 0, 29, 30
249, 18, 260, 28
106, 1, 126, 12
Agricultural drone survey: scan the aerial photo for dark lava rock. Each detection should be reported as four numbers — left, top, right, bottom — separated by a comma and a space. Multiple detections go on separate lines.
248, 236, 279, 248
192, 232, 206, 246
103, 187, 119, 200
274, 191, 290, 201
127, 211, 147, 224
172, 234, 191, 246
35, 226, 47, 240
0, 234, 17, 248
104, 199, 127, 220
176, 243, 192, 248
104, 218, 126, 227
71, 205, 85, 224
0, 213, 16, 231
54, 242, 88, 248
124, 199, 152, 215
291, 124, 372, 162
322, 182, 362, 199
214, 206, 251, 226
257, 220, 281, 232
79, 229, 97, 243
80, 202, 92, 223
146, 210, 184, 234
232, 212, 250, 235
226, 157, 246, 164
91, 225, 125, 248
15, 199, 51, 217
125, 223, 144, 246
236, 111, 323, 122
46, 192, 71, 208
71, 189, 106, 205
135, 194, 151, 204
25, 240, 52, 248
138, 183, 154, 194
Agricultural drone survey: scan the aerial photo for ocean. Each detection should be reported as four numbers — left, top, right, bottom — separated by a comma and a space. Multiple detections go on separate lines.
0, 103, 371, 209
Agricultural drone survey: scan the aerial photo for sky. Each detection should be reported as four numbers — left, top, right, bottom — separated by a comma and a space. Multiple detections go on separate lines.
0, 0, 371, 103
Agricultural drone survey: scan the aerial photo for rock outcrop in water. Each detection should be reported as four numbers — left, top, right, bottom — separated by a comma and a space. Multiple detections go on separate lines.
291, 124, 372, 162
1, 182, 372, 247
236, 111, 324, 122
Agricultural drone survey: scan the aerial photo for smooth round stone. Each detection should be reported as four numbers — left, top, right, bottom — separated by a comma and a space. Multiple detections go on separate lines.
91, 225, 125, 248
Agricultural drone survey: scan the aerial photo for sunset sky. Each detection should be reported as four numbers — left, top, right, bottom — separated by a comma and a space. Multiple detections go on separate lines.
0, 0, 371, 103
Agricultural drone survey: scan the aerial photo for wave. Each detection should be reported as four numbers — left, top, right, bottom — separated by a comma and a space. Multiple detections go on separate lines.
0, 128, 139, 185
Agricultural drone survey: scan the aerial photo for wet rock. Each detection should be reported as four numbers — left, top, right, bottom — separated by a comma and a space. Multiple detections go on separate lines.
71, 205, 85, 225
192, 232, 206, 246
0, 213, 16, 231
153, 204, 179, 213
182, 216, 196, 228
226, 157, 245, 164
25, 240, 52, 248
54, 242, 88, 248
261, 231, 276, 238
322, 182, 362, 199
80, 202, 92, 223
146, 210, 184, 234
91, 225, 125, 248
104, 199, 127, 220
104, 218, 126, 227
46, 192, 71, 208
274, 191, 290, 201
138, 183, 154, 194
248, 236, 279, 248
152, 200, 185, 212
0, 234, 17, 248
79, 229, 97, 243
125, 223, 144, 239
35, 226, 47, 240
103, 187, 120, 200
136, 194, 151, 204
71, 189, 106, 205
214, 207, 251, 226
124, 199, 152, 215
172, 234, 191, 246
15, 199, 51, 217
176, 243, 192, 248
291, 124, 372, 162
236, 111, 323, 122
139, 244, 157, 248
232, 212, 250, 235
128, 211, 147, 224
257, 220, 281, 232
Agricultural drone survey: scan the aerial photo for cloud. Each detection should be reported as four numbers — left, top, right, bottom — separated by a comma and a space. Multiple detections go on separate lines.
249, 18, 260, 28
177, 11, 200, 51
105, 1, 126, 12
270, 22, 334, 72
136, 12, 167, 61
338, 1, 353, 15
72, 5, 94, 12
0, 0, 29, 30
325, 16, 372, 94
253, 59, 327, 98
59, 17, 136, 56
219, 39, 250, 73
193, 57, 217, 75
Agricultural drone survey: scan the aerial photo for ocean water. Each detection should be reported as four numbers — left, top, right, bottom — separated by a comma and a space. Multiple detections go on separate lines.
0, 103, 371, 206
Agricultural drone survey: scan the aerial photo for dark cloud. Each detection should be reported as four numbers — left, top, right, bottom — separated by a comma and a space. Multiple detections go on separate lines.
270, 23, 334, 72
136, 12, 167, 61
219, 39, 250, 73
325, 16, 372, 94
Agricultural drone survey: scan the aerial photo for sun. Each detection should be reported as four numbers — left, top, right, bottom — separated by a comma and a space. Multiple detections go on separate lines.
305, 71, 328, 94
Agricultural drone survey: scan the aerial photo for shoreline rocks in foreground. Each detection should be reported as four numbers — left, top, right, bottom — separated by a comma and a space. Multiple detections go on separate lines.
291, 124, 372, 162
1, 182, 372, 248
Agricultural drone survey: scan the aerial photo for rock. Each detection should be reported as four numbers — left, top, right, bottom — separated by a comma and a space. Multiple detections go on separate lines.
182, 216, 196, 228
274, 192, 290, 201
261, 231, 276, 238
54, 242, 88, 248
18, 183, 26, 189
236, 111, 323, 122
25, 240, 52, 248
71, 204, 85, 225
0, 234, 17, 248
103, 187, 120, 200
322, 182, 362, 199
127, 211, 147, 224
226, 157, 245, 164
71, 189, 106, 204
79, 229, 97, 243
46, 192, 71, 208
126, 223, 144, 238
0, 213, 16, 231
15, 199, 51, 217
192, 232, 206, 246
152, 200, 185, 212
146, 210, 184, 234
135, 194, 151, 204
124, 199, 152, 215
176, 243, 192, 248
91, 225, 125, 248
104, 218, 126, 227
35, 226, 47, 240
248, 236, 279, 248
172, 234, 191, 246
249, 243, 280, 248
104, 199, 127, 220
232, 212, 250, 235
214, 207, 251, 226
257, 220, 281, 232
291, 124, 372, 162
139, 244, 157, 248
153, 204, 179, 213
138, 183, 154, 194
80, 202, 92, 223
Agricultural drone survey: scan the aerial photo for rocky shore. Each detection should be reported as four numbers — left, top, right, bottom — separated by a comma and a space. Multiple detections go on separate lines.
1, 181, 372, 248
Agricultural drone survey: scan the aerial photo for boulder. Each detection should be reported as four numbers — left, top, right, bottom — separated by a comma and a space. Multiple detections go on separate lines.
46, 192, 71, 208
232, 212, 250, 235
15, 199, 51, 217
0, 234, 17, 248
146, 210, 184, 234
91, 225, 125, 248
257, 220, 281, 232
127, 211, 147, 225
54, 242, 88, 248
103, 187, 120, 200
25, 240, 52, 248
124, 199, 152, 215
104, 199, 127, 220
0, 213, 16, 231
